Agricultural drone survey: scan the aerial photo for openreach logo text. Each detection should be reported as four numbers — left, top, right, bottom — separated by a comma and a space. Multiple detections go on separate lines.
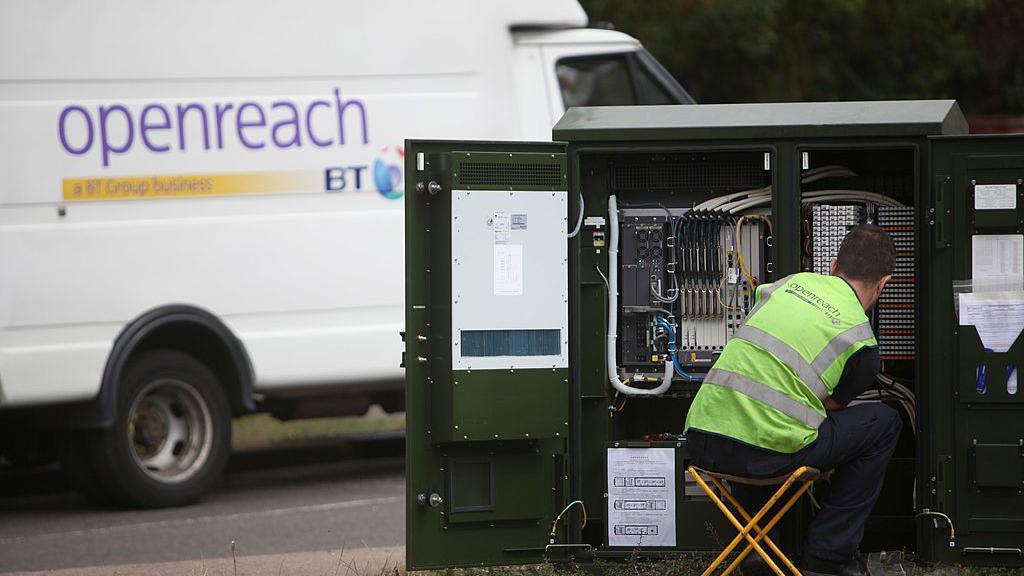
56, 88, 404, 201
58, 88, 368, 167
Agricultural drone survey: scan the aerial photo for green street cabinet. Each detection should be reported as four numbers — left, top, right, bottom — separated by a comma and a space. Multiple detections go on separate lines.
403, 101, 1024, 570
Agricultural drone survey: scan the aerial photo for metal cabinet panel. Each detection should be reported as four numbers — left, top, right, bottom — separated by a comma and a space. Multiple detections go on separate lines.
924, 135, 1024, 566
404, 140, 570, 570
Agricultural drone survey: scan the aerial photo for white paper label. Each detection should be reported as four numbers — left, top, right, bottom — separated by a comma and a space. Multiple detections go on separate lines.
975, 184, 1017, 210
493, 211, 511, 244
972, 234, 1024, 289
959, 291, 1024, 353
727, 267, 739, 285
494, 244, 523, 296
607, 448, 676, 547
584, 216, 607, 228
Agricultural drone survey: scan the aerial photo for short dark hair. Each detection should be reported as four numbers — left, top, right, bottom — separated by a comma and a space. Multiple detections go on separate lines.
834, 224, 896, 284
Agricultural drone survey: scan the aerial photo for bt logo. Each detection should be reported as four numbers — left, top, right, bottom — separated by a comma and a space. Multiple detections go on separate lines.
373, 145, 404, 199
323, 145, 404, 200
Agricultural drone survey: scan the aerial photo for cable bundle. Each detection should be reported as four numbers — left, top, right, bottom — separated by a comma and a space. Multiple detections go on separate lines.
691, 165, 905, 214
852, 373, 916, 433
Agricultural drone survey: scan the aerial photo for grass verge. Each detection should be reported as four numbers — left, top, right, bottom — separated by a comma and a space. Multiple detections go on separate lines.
425, 557, 1024, 576
231, 409, 405, 451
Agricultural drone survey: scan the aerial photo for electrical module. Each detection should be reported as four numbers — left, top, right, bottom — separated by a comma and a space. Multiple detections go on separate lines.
405, 102, 1024, 571
617, 210, 768, 372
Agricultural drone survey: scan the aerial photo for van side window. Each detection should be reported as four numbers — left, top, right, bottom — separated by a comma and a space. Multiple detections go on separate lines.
557, 51, 693, 108
557, 55, 636, 108
632, 63, 673, 105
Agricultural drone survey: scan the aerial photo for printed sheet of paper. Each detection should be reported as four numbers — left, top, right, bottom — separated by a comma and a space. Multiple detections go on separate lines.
972, 234, 1024, 290
493, 244, 523, 296
493, 211, 511, 244
958, 291, 1024, 353
607, 448, 676, 547
974, 184, 1017, 210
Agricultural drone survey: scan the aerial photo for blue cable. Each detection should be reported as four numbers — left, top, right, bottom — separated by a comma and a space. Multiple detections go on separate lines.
654, 317, 704, 382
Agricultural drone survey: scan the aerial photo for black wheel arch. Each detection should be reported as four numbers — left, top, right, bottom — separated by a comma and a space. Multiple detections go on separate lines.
93, 304, 255, 428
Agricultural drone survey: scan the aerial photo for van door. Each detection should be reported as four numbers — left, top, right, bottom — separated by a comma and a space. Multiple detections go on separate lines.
404, 140, 576, 569
923, 135, 1024, 565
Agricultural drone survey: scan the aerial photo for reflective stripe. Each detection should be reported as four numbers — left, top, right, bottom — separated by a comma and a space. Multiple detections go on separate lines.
732, 324, 829, 401
811, 322, 876, 376
705, 368, 825, 429
745, 274, 795, 320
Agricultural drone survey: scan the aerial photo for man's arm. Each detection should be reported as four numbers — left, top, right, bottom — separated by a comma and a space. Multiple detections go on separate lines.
823, 396, 844, 411
825, 346, 882, 410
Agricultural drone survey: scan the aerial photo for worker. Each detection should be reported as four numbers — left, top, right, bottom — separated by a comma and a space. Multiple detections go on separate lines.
685, 224, 901, 576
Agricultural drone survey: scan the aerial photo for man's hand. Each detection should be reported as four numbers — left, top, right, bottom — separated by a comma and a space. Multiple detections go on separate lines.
823, 396, 844, 411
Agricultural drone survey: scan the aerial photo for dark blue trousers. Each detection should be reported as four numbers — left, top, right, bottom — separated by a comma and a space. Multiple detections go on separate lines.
687, 403, 902, 563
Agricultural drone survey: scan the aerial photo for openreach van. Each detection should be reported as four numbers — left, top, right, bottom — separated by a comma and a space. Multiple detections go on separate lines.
0, 0, 692, 506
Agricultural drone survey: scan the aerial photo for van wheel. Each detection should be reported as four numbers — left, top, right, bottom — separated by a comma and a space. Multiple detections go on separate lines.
74, 350, 231, 508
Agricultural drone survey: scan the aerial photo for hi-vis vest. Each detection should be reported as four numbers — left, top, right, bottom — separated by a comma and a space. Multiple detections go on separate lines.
685, 272, 877, 453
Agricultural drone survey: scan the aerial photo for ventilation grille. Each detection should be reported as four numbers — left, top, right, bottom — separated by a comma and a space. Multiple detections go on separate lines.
611, 158, 764, 191
458, 162, 562, 187
460, 329, 561, 358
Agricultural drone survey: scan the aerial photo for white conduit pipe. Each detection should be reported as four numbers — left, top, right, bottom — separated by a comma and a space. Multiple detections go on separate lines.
801, 190, 906, 207
696, 186, 770, 211
802, 195, 900, 207
696, 166, 852, 212
800, 166, 859, 183
719, 190, 905, 213
726, 195, 773, 214
607, 195, 674, 396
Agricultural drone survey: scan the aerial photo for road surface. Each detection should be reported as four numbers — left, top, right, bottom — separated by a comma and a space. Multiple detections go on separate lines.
0, 452, 405, 574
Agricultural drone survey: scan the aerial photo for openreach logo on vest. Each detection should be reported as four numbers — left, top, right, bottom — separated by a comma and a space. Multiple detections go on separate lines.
56, 88, 404, 202
785, 280, 842, 321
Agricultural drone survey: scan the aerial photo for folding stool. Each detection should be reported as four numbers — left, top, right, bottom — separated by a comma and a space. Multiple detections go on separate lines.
688, 465, 821, 576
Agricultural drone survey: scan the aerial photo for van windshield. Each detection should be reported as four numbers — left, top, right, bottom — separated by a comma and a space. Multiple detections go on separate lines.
556, 49, 694, 108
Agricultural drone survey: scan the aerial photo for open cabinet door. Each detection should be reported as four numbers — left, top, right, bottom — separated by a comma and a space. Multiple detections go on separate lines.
923, 135, 1024, 567
403, 140, 573, 570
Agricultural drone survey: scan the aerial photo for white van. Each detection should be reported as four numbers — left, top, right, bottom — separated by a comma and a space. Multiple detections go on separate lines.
0, 0, 692, 506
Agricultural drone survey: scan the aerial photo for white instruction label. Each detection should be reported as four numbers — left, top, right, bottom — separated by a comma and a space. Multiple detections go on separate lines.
727, 267, 739, 285
493, 211, 511, 244
494, 244, 523, 296
975, 184, 1017, 210
972, 234, 1024, 289
607, 448, 676, 547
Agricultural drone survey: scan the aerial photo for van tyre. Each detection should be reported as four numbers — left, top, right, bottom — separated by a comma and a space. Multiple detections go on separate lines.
72, 350, 231, 508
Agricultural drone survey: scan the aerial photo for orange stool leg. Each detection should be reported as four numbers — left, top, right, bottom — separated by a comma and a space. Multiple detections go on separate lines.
688, 466, 811, 576
689, 467, 786, 576
710, 474, 810, 576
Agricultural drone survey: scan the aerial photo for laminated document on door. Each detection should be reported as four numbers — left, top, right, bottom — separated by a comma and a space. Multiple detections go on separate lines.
972, 234, 1024, 290
607, 448, 676, 547
494, 244, 523, 296
959, 291, 1024, 353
